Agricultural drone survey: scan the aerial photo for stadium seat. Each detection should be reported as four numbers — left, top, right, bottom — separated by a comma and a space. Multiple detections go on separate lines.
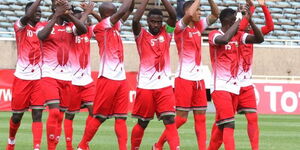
284, 8, 296, 14
289, 2, 300, 9
1, 11, 15, 16
276, 1, 291, 8
9, 5, 23, 11
7, 16, 18, 22
0, 5, 10, 10
14, 11, 24, 16
0, 22, 12, 27
0, 16, 7, 22
269, 7, 282, 13
0, 33, 13, 38
16, 0, 28, 5
3, 0, 15, 4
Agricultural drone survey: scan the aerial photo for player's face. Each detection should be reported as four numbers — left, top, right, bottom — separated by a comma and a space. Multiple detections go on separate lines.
192, 8, 201, 22
27, 7, 41, 23
147, 15, 163, 35
74, 13, 82, 20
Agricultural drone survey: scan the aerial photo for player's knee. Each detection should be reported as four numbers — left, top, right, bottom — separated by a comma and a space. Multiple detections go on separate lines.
223, 122, 235, 129
32, 109, 43, 122
162, 115, 175, 125
65, 113, 75, 120
138, 119, 150, 129
49, 108, 60, 118
11, 113, 24, 124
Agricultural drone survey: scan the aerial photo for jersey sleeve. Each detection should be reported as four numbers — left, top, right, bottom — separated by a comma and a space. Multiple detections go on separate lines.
93, 17, 113, 32
14, 19, 26, 32
194, 18, 208, 33
174, 19, 187, 34
241, 32, 249, 44
260, 5, 274, 35
35, 22, 46, 35
135, 27, 145, 40
208, 30, 222, 45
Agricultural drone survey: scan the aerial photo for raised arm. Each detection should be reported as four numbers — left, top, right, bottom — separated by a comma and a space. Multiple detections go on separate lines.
80, 2, 95, 24
182, 0, 200, 25
207, 0, 220, 25
110, 0, 133, 25
214, 20, 241, 44
244, 8, 264, 43
20, 0, 42, 25
259, 0, 274, 34
161, 0, 177, 27
122, 0, 135, 22
132, 0, 149, 36
38, 2, 67, 40
80, 2, 102, 22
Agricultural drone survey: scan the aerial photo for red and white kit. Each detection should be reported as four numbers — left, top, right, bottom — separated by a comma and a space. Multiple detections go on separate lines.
209, 29, 248, 125
132, 27, 175, 120
36, 21, 75, 110
67, 26, 95, 113
92, 17, 128, 118
12, 19, 44, 112
174, 18, 208, 111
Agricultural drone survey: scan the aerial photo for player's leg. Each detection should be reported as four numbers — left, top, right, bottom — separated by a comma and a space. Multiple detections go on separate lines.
64, 113, 75, 150
78, 77, 116, 149
30, 80, 45, 150
85, 105, 93, 125
155, 77, 192, 149
192, 80, 208, 150
238, 86, 259, 150
131, 88, 155, 150
210, 91, 237, 150
113, 80, 129, 150
157, 86, 180, 150
7, 77, 31, 150
131, 119, 150, 150
40, 77, 61, 150
207, 121, 223, 150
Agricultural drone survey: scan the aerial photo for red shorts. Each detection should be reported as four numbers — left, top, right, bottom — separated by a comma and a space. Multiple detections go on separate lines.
237, 85, 257, 114
132, 86, 176, 121
211, 91, 238, 126
93, 77, 129, 119
66, 82, 95, 114
11, 77, 44, 113
40, 77, 72, 111
175, 78, 207, 111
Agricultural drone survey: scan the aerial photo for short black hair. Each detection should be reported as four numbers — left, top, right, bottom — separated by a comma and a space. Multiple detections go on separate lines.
73, 9, 82, 14
183, 0, 194, 13
147, 8, 163, 18
219, 8, 236, 23
25, 2, 34, 12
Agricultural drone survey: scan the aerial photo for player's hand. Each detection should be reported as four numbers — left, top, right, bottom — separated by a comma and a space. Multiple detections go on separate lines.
246, 0, 254, 6
54, 1, 68, 17
80, 2, 95, 14
244, 4, 252, 21
257, 0, 265, 6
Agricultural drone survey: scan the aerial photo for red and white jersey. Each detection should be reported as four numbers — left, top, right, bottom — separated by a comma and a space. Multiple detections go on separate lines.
36, 21, 75, 81
208, 29, 248, 94
237, 42, 253, 87
135, 27, 173, 89
93, 17, 126, 80
70, 26, 93, 86
14, 19, 42, 80
175, 18, 208, 81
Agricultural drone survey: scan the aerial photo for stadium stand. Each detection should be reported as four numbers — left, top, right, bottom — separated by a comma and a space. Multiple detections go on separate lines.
0, 0, 299, 45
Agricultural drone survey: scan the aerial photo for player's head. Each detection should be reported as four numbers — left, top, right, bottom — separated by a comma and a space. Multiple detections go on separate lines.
183, 0, 201, 22
219, 8, 236, 27
99, 2, 117, 18
25, 2, 41, 23
86, 16, 92, 26
147, 8, 163, 35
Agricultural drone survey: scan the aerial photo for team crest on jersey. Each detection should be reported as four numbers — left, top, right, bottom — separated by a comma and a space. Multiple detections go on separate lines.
84, 36, 89, 42
66, 26, 72, 33
158, 35, 165, 43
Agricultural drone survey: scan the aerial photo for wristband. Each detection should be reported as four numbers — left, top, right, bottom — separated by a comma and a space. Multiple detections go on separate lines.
236, 12, 243, 22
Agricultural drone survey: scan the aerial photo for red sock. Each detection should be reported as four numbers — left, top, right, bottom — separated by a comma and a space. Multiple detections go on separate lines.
64, 119, 73, 150
246, 113, 259, 150
8, 118, 21, 140
223, 127, 235, 150
32, 122, 43, 149
208, 123, 223, 150
47, 108, 60, 150
131, 124, 145, 150
85, 115, 93, 126
165, 123, 180, 150
54, 111, 64, 145
157, 116, 187, 148
115, 119, 128, 150
78, 117, 101, 149
194, 114, 206, 150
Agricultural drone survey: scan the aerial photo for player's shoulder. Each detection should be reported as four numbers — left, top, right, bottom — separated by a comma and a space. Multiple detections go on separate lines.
209, 29, 220, 36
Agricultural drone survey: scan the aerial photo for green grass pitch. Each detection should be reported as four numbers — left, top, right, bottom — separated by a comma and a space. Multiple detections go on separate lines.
0, 112, 299, 150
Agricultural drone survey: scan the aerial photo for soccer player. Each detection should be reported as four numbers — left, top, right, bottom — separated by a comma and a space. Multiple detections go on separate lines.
237, 0, 274, 149
6, 1, 43, 150
154, 0, 219, 149
77, 0, 134, 150
37, 0, 87, 149
63, 2, 96, 150
207, 6, 264, 150
130, 0, 180, 150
